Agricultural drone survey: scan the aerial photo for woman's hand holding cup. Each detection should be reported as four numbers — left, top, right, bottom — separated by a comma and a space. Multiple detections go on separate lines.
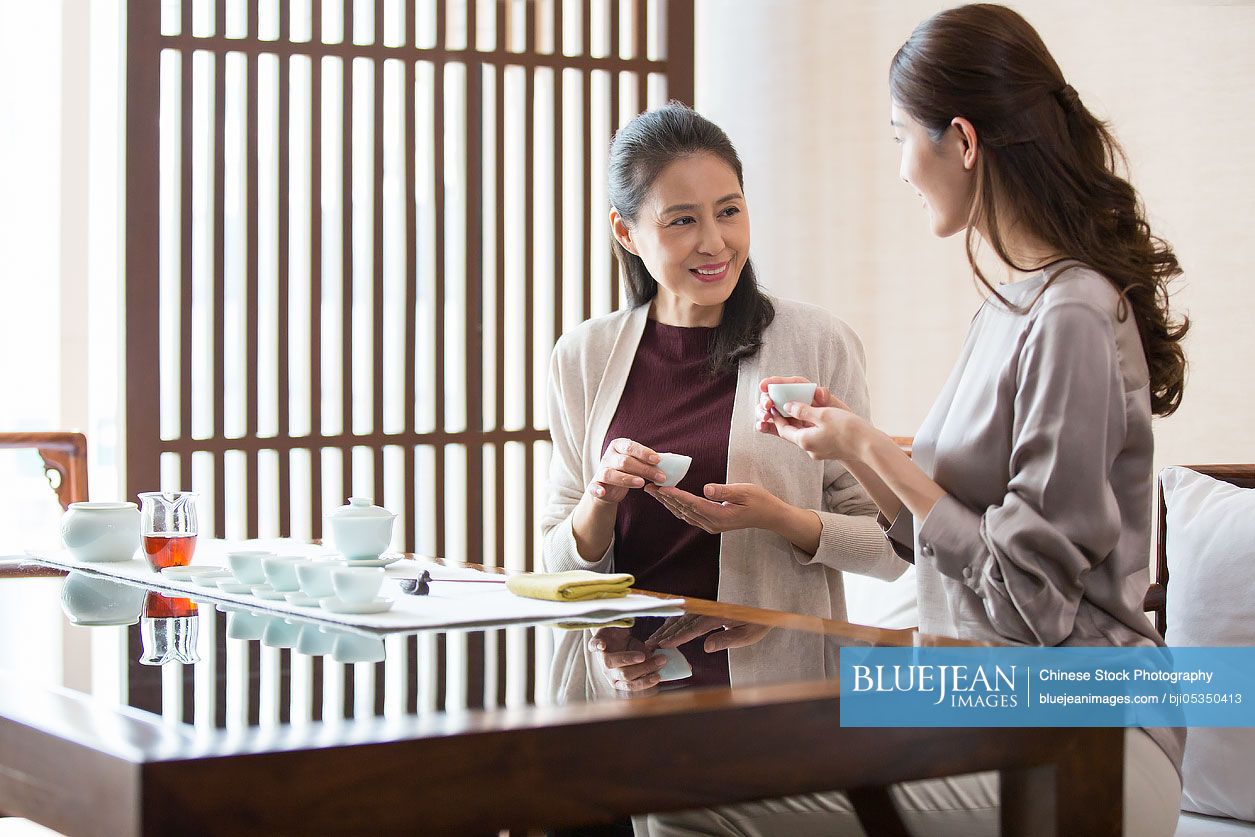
588, 438, 668, 505
756, 376, 826, 436
756, 376, 866, 460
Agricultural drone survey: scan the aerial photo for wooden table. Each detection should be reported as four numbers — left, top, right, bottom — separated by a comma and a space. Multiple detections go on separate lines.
0, 557, 1123, 836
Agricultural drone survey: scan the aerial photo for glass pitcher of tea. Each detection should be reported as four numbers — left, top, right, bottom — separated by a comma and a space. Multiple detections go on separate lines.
137, 491, 198, 571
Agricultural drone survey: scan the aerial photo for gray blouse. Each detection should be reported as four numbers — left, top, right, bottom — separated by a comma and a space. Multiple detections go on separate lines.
883, 260, 1183, 773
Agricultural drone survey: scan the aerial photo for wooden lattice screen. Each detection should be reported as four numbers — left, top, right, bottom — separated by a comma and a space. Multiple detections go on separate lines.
122, 0, 694, 719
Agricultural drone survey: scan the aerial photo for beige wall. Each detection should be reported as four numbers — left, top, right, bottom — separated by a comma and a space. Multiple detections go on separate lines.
694, 0, 1255, 472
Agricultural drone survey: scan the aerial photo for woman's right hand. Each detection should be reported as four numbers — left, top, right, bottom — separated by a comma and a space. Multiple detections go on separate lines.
588, 626, 668, 692
587, 438, 667, 505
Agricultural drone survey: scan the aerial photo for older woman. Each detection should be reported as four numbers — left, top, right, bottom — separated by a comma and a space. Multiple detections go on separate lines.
542, 103, 906, 694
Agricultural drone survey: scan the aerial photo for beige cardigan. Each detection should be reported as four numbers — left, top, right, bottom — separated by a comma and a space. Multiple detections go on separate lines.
542, 296, 907, 690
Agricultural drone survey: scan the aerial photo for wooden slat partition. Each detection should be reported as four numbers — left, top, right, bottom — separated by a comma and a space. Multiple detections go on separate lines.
125, 0, 694, 715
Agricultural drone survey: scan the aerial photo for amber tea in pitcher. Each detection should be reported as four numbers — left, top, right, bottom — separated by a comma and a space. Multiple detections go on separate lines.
137, 491, 198, 571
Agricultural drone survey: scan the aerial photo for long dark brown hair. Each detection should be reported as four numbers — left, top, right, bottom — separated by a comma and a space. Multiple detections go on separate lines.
608, 102, 774, 377
890, 3, 1188, 416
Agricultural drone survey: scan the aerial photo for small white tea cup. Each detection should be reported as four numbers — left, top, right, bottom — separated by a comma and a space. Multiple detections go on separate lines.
226, 609, 268, 641
261, 616, 300, 649
262, 556, 304, 593
227, 551, 273, 585
767, 382, 817, 418
332, 632, 386, 664
331, 567, 385, 604
653, 453, 692, 488
296, 624, 336, 656
295, 561, 337, 599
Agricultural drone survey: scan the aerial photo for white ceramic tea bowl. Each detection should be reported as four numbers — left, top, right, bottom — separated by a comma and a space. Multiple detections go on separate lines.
261, 556, 304, 593
60, 502, 140, 563
227, 550, 273, 585
332, 632, 386, 664
296, 624, 336, 656
225, 609, 268, 641
261, 617, 300, 649
653, 453, 692, 488
330, 567, 385, 605
766, 382, 817, 419
295, 561, 337, 599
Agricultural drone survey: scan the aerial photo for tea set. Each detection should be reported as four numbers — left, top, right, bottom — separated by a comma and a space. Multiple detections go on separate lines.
168, 497, 401, 614
60, 494, 403, 615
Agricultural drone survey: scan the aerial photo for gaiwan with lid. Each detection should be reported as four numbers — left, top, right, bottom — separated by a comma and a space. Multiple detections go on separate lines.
328, 497, 396, 560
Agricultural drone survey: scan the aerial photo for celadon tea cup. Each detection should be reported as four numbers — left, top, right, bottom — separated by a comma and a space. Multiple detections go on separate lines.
766, 381, 818, 419
331, 567, 385, 604
227, 550, 273, 585
295, 561, 337, 600
332, 632, 386, 664
653, 453, 692, 488
261, 617, 300, 649
328, 497, 396, 560
262, 556, 304, 593
60, 502, 141, 563
296, 624, 336, 656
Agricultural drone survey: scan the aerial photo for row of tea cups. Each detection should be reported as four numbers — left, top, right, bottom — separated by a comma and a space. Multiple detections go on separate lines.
223, 608, 385, 663
166, 550, 393, 613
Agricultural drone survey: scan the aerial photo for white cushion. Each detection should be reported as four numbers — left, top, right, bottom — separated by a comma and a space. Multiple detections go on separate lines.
843, 564, 918, 629
1176, 812, 1255, 836
1160, 466, 1255, 823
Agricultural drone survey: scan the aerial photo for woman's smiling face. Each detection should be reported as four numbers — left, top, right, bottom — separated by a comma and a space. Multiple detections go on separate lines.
611, 152, 750, 314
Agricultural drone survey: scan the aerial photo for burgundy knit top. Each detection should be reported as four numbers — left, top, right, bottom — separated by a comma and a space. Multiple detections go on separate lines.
601, 319, 737, 685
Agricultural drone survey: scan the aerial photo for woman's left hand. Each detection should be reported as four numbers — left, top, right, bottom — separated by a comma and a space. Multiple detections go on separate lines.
644, 482, 783, 534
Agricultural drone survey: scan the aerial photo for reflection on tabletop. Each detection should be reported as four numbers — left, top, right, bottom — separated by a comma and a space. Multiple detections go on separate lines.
1, 557, 957, 739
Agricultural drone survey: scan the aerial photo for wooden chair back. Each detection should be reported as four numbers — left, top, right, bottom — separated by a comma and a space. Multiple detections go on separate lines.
0, 432, 89, 510
1149, 464, 1255, 637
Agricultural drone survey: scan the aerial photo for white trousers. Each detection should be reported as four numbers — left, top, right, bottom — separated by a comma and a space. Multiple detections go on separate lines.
642, 728, 1180, 837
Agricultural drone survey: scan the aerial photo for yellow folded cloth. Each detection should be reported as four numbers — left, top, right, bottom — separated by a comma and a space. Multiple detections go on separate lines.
505, 570, 635, 602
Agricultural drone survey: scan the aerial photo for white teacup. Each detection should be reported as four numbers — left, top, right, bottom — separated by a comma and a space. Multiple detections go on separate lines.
331, 567, 385, 604
262, 556, 304, 593
295, 561, 337, 599
225, 609, 268, 641
261, 616, 300, 649
227, 550, 273, 585
296, 624, 336, 656
332, 632, 386, 664
653, 453, 692, 488
60, 502, 140, 563
767, 381, 818, 418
